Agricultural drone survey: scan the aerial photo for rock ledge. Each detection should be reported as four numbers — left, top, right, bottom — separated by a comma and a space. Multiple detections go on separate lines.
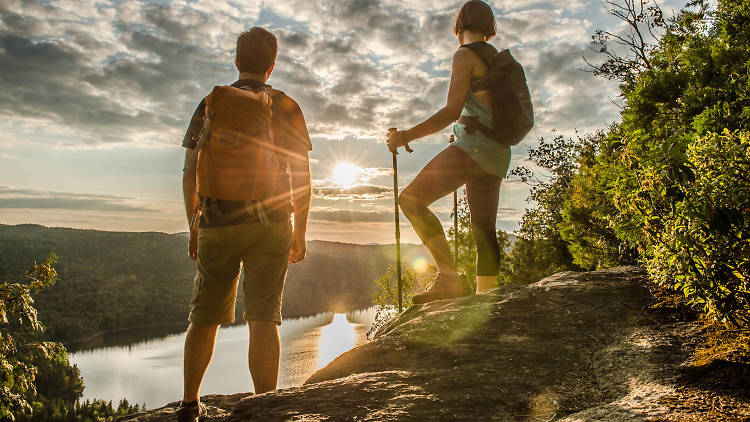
125, 267, 707, 421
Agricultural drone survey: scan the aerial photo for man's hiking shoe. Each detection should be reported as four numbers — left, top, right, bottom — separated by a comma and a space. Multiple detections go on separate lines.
176, 400, 206, 422
412, 273, 472, 304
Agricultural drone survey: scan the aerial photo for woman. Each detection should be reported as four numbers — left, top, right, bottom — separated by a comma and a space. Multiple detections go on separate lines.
386, 0, 511, 304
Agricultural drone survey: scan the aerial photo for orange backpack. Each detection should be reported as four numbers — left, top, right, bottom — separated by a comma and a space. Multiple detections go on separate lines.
193, 85, 279, 202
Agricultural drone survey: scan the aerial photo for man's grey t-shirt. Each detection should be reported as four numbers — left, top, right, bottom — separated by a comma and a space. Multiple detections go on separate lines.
182, 79, 312, 216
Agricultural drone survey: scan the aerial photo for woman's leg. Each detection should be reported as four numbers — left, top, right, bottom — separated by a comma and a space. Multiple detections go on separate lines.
466, 170, 503, 290
399, 146, 473, 275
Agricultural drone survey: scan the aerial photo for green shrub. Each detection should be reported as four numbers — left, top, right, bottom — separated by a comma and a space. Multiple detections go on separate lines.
574, 0, 750, 324
643, 130, 750, 324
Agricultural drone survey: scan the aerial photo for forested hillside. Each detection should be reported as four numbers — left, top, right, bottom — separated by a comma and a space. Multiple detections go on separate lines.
0, 224, 427, 342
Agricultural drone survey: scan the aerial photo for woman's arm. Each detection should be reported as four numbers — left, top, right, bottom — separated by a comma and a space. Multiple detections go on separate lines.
388, 48, 474, 150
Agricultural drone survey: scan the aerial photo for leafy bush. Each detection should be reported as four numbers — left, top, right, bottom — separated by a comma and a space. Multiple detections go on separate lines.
368, 265, 432, 337
558, 130, 639, 270
640, 130, 750, 324
0, 254, 66, 420
0, 255, 142, 421
501, 135, 593, 284
503, 0, 749, 324
565, 0, 750, 324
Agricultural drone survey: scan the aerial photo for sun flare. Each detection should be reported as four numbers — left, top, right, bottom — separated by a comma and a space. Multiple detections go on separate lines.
332, 162, 361, 187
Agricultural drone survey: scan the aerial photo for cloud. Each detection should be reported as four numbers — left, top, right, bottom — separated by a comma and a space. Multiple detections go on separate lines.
0, 0, 629, 237
358, 167, 391, 182
0, 197, 146, 212
0, 187, 154, 212
524, 43, 621, 133
499, 9, 590, 47
310, 208, 394, 223
313, 184, 391, 200
0, 0, 618, 148
0, 0, 240, 145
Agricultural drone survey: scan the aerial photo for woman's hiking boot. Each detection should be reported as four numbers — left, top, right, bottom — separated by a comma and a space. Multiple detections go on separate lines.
412, 273, 472, 304
176, 400, 206, 422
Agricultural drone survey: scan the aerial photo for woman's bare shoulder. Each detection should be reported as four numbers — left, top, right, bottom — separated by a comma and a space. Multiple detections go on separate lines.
452, 46, 475, 63
451, 47, 479, 75
453, 47, 487, 71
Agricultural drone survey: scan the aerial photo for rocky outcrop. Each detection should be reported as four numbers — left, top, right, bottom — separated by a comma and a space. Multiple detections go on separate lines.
124, 267, 711, 421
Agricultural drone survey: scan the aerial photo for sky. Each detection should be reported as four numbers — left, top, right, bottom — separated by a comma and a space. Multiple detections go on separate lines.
0, 0, 677, 243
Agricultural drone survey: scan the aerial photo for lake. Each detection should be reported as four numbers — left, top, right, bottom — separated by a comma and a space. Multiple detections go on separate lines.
68, 308, 376, 409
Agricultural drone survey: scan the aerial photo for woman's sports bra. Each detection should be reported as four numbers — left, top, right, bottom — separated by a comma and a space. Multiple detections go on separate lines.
471, 76, 490, 93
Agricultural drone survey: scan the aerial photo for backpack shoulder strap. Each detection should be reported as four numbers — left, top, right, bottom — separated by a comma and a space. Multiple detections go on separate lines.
460, 41, 499, 67
269, 89, 285, 110
270, 89, 293, 115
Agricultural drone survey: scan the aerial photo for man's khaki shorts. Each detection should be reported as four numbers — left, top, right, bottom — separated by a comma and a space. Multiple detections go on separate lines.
189, 221, 291, 326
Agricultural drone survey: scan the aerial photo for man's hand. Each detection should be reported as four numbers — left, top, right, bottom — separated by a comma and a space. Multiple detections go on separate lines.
188, 228, 198, 261
288, 230, 306, 265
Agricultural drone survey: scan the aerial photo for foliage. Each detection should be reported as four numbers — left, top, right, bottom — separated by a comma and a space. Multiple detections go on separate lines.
500, 135, 589, 284
371, 265, 433, 311
0, 254, 67, 420
368, 265, 433, 338
0, 225, 402, 342
558, 129, 640, 270
590, 0, 750, 324
447, 192, 476, 281
0, 226, 198, 342
565, 0, 750, 324
0, 254, 143, 421
585, 0, 665, 85
499, 238, 572, 285
499, 0, 749, 323
446, 191, 511, 286
19, 398, 143, 422
22, 354, 85, 421
638, 130, 750, 324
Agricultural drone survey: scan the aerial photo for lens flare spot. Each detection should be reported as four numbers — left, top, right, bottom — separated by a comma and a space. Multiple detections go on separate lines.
412, 257, 430, 273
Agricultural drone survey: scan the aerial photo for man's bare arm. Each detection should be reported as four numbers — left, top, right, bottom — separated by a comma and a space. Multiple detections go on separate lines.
183, 148, 199, 260
288, 151, 311, 264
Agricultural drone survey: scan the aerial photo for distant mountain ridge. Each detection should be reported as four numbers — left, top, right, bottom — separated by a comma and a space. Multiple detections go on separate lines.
0, 224, 429, 343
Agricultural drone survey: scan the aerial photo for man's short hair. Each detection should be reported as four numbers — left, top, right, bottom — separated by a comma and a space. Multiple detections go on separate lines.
236, 27, 278, 74
453, 1, 496, 40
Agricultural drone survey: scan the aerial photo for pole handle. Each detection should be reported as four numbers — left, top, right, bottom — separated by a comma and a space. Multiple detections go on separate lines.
389, 127, 414, 153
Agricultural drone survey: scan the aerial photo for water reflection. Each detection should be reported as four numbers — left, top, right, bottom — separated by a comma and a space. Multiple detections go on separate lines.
69, 308, 375, 409
317, 313, 357, 368
66, 324, 188, 353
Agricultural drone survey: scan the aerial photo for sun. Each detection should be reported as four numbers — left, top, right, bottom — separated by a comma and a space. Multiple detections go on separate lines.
332, 162, 361, 187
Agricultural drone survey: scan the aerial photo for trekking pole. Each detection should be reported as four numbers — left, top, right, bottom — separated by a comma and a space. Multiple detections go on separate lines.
389, 128, 413, 312
450, 135, 459, 265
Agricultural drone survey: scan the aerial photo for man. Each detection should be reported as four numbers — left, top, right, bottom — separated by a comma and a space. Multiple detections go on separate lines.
177, 27, 312, 422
